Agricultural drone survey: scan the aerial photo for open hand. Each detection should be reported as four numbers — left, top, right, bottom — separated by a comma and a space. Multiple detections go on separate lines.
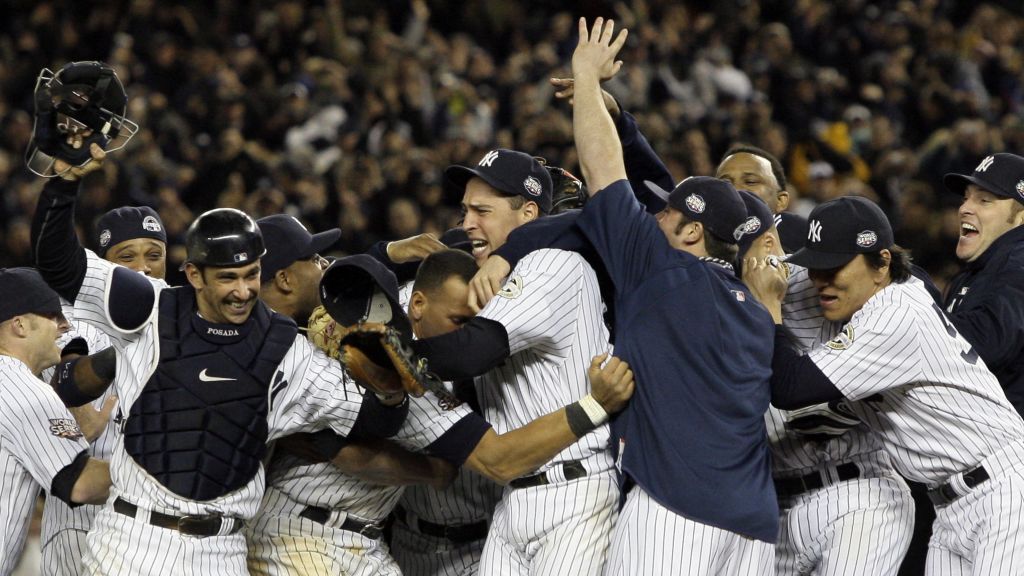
572, 18, 628, 84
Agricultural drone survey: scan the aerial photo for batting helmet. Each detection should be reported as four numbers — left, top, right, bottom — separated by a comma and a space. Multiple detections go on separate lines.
26, 61, 139, 177
184, 209, 266, 267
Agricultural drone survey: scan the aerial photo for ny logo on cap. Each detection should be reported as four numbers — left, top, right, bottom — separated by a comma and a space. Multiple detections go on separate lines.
976, 155, 995, 172
808, 219, 823, 243
479, 150, 499, 167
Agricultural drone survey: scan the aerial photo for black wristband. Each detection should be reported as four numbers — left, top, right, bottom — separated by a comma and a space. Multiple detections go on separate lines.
565, 401, 598, 438
53, 358, 103, 408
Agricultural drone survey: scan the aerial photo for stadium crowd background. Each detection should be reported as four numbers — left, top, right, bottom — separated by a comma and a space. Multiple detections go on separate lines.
1, 0, 1023, 291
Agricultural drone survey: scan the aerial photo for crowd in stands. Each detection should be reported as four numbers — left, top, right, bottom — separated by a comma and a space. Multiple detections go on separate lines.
1, 0, 1022, 289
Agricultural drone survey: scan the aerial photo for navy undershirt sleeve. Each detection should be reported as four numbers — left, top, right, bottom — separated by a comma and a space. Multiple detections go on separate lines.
411, 317, 510, 381
423, 413, 492, 466
616, 106, 673, 212
31, 178, 88, 302
348, 391, 410, 439
770, 326, 846, 409
50, 450, 90, 508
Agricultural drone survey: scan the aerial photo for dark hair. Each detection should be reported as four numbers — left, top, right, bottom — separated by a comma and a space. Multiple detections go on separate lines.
723, 143, 788, 191
413, 249, 479, 294
504, 194, 526, 210
864, 245, 912, 283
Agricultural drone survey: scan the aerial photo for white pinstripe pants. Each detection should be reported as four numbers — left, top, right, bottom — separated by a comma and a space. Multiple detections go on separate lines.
776, 472, 914, 575
925, 442, 1024, 576
604, 485, 774, 576
42, 528, 90, 576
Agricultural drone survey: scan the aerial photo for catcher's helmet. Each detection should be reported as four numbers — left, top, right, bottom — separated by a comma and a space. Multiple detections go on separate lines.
184, 209, 266, 267
26, 61, 139, 177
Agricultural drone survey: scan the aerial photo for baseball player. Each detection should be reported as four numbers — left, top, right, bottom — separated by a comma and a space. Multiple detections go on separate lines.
746, 195, 1024, 574
31, 141, 169, 576
568, 19, 777, 574
737, 192, 915, 574
33, 183, 409, 575
407, 144, 623, 575
254, 214, 340, 326
942, 153, 1024, 417
247, 252, 633, 576
0, 268, 112, 574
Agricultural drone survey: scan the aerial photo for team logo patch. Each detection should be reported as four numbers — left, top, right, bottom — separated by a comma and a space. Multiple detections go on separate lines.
99, 229, 111, 247
825, 325, 855, 350
1016, 179, 1024, 200
142, 215, 162, 232
479, 150, 499, 167
497, 275, 524, 299
685, 193, 706, 214
733, 216, 761, 241
731, 289, 746, 302
808, 219, 822, 243
856, 230, 878, 248
233, 252, 248, 263
49, 418, 84, 440
524, 175, 543, 197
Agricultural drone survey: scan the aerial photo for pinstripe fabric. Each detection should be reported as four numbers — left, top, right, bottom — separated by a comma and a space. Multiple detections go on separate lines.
605, 486, 774, 576
769, 266, 914, 575
481, 471, 618, 576
470, 249, 617, 575
41, 306, 117, 576
0, 356, 90, 575
390, 523, 487, 576
68, 251, 368, 575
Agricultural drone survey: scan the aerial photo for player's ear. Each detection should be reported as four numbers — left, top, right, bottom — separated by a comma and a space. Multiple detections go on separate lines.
273, 268, 292, 294
408, 291, 427, 321
184, 263, 204, 290
776, 188, 790, 211
521, 201, 539, 222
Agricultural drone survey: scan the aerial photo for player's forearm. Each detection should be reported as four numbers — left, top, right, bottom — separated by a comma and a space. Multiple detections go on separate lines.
332, 439, 456, 489
770, 326, 845, 409
574, 72, 626, 195
52, 347, 117, 407
465, 408, 586, 485
31, 178, 88, 302
71, 458, 111, 505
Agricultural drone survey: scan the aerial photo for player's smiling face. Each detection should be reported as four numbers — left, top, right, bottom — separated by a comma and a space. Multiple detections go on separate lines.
808, 253, 891, 322
956, 184, 1024, 262
461, 177, 538, 264
186, 261, 262, 325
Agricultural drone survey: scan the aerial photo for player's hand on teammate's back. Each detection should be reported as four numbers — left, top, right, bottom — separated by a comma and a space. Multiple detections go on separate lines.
572, 18, 628, 84
468, 255, 511, 312
70, 395, 118, 443
54, 140, 106, 182
588, 353, 634, 413
742, 256, 789, 323
386, 233, 447, 264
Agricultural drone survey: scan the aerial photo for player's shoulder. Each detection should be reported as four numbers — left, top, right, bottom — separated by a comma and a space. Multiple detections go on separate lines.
516, 248, 593, 278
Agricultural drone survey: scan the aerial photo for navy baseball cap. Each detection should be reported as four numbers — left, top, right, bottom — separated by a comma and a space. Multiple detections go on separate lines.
736, 190, 775, 257
444, 149, 553, 213
776, 212, 810, 255
786, 196, 894, 270
644, 176, 749, 243
257, 215, 341, 283
438, 227, 472, 253
0, 268, 64, 324
943, 153, 1024, 205
95, 206, 167, 257
319, 254, 412, 344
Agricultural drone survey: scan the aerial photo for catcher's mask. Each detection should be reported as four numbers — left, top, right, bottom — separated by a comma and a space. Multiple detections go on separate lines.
26, 61, 139, 177
320, 255, 413, 343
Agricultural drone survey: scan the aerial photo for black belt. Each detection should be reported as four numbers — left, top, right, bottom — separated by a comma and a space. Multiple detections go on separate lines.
394, 505, 489, 544
775, 463, 861, 499
509, 460, 587, 489
299, 505, 383, 540
928, 465, 991, 507
113, 497, 243, 537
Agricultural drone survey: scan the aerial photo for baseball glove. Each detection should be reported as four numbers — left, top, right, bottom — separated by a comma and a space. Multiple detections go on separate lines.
307, 305, 435, 397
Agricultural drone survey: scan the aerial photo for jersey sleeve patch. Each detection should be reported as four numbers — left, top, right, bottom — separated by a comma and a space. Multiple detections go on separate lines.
49, 418, 84, 440
497, 275, 524, 299
824, 325, 855, 350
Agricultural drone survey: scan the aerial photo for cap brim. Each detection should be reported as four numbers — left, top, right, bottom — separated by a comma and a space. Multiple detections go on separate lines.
443, 165, 513, 204
941, 172, 1011, 198
785, 248, 857, 270
308, 228, 342, 256
643, 180, 671, 204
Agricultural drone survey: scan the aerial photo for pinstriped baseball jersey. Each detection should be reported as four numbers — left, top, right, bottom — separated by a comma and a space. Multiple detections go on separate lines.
0, 355, 90, 575
474, 248, 613, 474
259, 391, 477, 525
70, 250, 366, 519
805, 276, 1024, 484
41, 306, 117, 576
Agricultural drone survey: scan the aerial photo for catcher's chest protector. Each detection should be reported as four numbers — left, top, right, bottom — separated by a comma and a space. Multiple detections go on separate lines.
123, 287, 297, 501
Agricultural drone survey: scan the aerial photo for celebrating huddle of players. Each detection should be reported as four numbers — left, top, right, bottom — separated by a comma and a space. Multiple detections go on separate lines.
3, 17, 1024, 576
